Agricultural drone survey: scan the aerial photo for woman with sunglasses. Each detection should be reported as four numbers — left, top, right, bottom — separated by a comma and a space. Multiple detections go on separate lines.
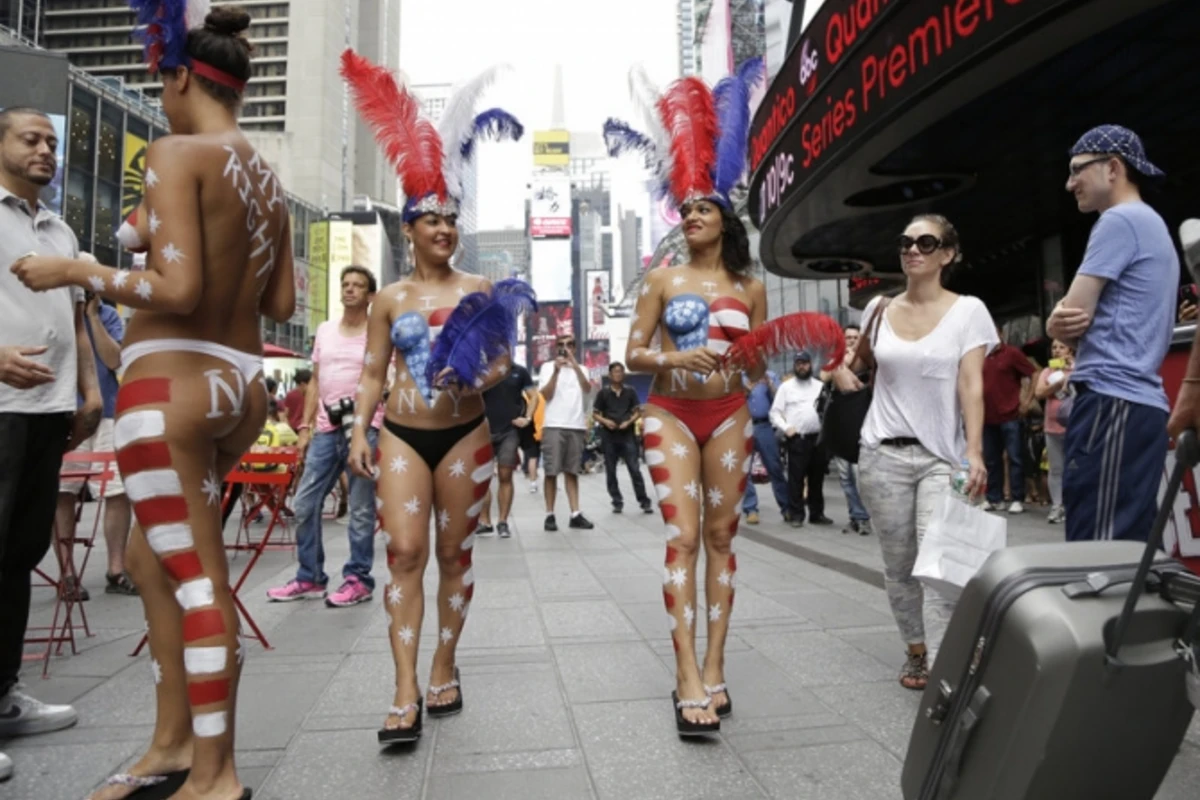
832, 214, 998, 691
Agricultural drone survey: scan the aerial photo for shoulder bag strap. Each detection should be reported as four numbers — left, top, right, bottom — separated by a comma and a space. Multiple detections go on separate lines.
857, 296, 892, 374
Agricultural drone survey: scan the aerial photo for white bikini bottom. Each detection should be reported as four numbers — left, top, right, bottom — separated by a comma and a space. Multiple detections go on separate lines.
120, 338, 264, 383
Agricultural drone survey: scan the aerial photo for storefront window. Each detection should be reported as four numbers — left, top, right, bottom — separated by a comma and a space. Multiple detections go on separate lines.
97, 104, 123, 184
94, 180, 120, 252
68, 90, 96, 173
65, 169, 93, 244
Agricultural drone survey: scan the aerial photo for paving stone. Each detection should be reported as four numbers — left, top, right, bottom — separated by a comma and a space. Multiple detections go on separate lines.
0, 739, 142, 800
738, 629, 896, 687
741, 739, 904, 800
238, 669, 334, 749
812, 681, 923, 759
580, 550, 658, 577
767, 589, 894, 629
427, 766, 594, 799
430, 747, 583, 774
432, 665, 576, 754
573, 699, 767, 800
460, 606, 546, 648
556, 641, 670, 703
255, 729, 429, 799
1157, 742, 1200, 800
540, 599, 640, 640
467, 578, 536, 609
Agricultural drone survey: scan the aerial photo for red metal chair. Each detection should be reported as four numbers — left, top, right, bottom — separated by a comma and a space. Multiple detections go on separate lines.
25, 453, 116, 678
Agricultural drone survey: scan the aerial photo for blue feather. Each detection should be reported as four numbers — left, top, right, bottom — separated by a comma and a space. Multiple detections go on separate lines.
426, 279, 537, 390
602, 118, 656, 160
460, 108, 525, 162
712, 57, 764, 198
129, 0, 191, 71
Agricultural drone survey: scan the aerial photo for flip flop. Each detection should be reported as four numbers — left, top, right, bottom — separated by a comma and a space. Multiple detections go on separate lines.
378, 698, 423, 744
673, 691, 720, 737
98, 769, 188, 799
704, 683, 733, 718
427, 667, 462, 718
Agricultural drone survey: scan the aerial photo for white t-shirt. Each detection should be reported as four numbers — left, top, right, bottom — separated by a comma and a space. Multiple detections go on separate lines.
538, 361, 589, 430
861, 295, 998, 466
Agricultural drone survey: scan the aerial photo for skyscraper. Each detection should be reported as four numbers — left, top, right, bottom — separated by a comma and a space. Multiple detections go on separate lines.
678, 0, 698, 76
31, 0, 399, 211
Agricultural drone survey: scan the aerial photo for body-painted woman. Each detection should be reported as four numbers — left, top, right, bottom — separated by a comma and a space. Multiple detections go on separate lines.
13, 6, 292, 800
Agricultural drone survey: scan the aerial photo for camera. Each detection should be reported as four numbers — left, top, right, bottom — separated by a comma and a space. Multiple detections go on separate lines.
557, 346, 568, 359
325, 397, 355, 438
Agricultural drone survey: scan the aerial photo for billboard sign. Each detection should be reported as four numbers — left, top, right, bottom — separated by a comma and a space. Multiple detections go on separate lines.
530, 175, 572, 238
585, 269, 609, 341
533, 130, 570, 167
528, 301, 573, 371
307, 221, 330, 331
122, 132, 149, 217
530, 238, 571, 303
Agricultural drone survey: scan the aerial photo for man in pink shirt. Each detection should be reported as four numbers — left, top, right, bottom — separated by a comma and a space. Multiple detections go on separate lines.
267, 267, 383, 607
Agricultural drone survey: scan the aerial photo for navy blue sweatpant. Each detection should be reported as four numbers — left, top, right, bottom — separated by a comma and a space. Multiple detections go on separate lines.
1063, 386, 1168, 542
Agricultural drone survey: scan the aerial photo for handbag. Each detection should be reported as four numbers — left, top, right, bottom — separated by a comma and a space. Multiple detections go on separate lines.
819, 297, 891, 463
912, 492, 1008, 601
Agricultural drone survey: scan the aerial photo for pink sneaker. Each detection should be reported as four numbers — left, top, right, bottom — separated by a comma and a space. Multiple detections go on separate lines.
266, 579, 326, 602
325, 576, 372, 608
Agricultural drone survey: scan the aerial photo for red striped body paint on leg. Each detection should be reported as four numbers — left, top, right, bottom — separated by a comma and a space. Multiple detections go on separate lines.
182, 609, 227, 642
115, 377, 171, 414
187, 679, 231, 707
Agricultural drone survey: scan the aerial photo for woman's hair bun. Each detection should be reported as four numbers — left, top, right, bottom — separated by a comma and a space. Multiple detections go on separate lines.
204, 7, 252, 37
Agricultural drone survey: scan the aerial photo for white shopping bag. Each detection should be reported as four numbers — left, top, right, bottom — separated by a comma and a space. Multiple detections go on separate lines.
912, 493, 1008, 601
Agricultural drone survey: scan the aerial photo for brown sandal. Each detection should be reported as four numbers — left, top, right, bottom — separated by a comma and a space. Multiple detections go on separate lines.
900, 651, 929, 691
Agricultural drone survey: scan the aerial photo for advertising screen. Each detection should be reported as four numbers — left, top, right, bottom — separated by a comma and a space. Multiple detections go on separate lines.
530, 175, 572, 238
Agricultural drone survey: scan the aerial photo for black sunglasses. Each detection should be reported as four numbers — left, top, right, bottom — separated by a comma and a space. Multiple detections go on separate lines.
897, 234, 945, 254
1068, 155, 1114, 178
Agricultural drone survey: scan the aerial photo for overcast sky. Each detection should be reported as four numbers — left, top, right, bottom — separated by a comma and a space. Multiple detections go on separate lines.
399, 0, 680, 228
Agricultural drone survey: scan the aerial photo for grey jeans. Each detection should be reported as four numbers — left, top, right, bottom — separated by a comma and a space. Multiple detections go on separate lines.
1046, 432, 1065, 507
858, 443, 957, 662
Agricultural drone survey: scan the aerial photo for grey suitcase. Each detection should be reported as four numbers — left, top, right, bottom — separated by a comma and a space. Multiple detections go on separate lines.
902, 432, 1200, 800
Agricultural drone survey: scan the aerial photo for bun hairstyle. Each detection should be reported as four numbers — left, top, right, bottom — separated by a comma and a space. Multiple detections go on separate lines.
184, 7, 253, 106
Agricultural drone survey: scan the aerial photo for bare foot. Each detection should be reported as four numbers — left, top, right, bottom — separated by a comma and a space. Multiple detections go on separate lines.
88, 745, 192, 800
427, 664, 460, 710
676, 672, 718, 725
702, 664, 729, 712
384, 681, 422, 731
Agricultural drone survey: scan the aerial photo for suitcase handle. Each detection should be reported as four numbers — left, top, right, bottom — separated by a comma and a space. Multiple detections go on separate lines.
937, 685, 991, 800
1106, 429, 1200, 668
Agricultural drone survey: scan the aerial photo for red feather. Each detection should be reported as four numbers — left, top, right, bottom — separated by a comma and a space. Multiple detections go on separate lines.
339, 49, 446, 203
657, 77, 718, 203
723, 312, 846, 372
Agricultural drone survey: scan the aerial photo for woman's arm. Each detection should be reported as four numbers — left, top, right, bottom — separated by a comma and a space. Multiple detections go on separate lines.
958, 345, 988, 495
347, 292, 395, 476
743, 278, 768, 383
13, 138, 203, 314
625, 269, 672, 374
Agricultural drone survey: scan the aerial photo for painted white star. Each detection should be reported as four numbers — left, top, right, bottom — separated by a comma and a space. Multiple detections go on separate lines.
150, 658, 162, 685
683, 603, 695, 629
448, 459, 466, 478
707, 487, 724, 508
111, 270, 128, 288
734, 282, 745, 293
160, 242, 184, 264
386, 585, 403, 606
709, 603, 722, 622
364, 351, 376, 366
671, 443, 689, 459
201, 471, 221, 506
439, 626, 454, 644
395, 289, 408, 302
720, 449, 738, 472
236, 638, 247, 665
670, 567, 688, 589
448, 592, 465, 612
641, 283, 651, 296
87, 274, 105, 292
134, 279, 152, 301
672, 275, 686, 287
404, 496, 421, 515
632, 330, 645, 342
146, 210, 161, 235
398, 371, 409, 383
655, 355, 667, 366
684, 481, 700, 500
144, 167, 159, 187
398, 625, 415, 646
389, 455, 408, 474
717, 570, 732, 587
437, 508, 451, 531
456, 286, 465, 296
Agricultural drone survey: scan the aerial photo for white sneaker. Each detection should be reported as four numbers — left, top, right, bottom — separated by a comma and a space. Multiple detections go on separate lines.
982, 502, 999, 512
1008, 501, 1025, 514
528, 483, 538, 494
0, 688, 78, 736
0, 750, 12, 781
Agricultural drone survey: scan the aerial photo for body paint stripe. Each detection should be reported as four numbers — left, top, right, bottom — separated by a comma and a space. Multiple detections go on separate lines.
175, 578, 215, 610
182, 608, 227, 642
124, 469, 183, 502
114, 410, 166, 449
146, 523, 194, 554
116, 378, 171, 415
116, 441, 173, 475
187, 679, 230, 707
183, 646, 227, 674
191, 711, 226, 737
134, 496, 189, 527
161, 551, 204, 582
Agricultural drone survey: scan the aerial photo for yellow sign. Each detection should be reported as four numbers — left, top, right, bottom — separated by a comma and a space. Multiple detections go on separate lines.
326, 220, 355, 320
533, 130, 570, 166
307, 221, 330, 331
122, 132, 149, 217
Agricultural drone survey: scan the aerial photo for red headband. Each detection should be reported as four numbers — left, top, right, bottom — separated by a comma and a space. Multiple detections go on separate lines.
191, 60, 247, 92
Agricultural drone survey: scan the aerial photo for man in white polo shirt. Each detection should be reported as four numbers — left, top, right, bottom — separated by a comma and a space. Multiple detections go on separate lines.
0, 107, 102, 775
538, 333, 596, 531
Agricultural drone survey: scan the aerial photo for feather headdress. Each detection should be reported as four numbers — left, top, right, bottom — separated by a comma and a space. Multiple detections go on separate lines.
427, 279, 538, 391
604, 58, 763, 208
341, 50, 524, 222
129, 0, 245, 91
723, 312, 846, 373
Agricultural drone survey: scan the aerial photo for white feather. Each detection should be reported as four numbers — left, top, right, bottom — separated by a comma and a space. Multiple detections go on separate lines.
628, 64, 672, 187
186, 0, 211, 30
438, 65, 509, 199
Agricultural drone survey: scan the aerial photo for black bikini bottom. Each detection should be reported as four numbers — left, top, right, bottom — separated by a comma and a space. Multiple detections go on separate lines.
383, 415, 486, 471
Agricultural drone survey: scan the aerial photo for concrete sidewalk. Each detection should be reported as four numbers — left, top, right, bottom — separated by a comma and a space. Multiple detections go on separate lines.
6, 472, 1200, 799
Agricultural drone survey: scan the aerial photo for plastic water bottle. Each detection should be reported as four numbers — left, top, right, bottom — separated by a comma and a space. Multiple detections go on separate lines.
951, 460, 971, 497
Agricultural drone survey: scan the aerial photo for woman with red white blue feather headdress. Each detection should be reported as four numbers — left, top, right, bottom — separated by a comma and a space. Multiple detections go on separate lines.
12, 4, 293, 799
338, 49, 531, 745
603, 60, 846, 737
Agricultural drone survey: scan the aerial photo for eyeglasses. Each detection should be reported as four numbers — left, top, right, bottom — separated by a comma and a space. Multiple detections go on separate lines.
897, 234, 945, 254
1067, 156, 1113, 178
